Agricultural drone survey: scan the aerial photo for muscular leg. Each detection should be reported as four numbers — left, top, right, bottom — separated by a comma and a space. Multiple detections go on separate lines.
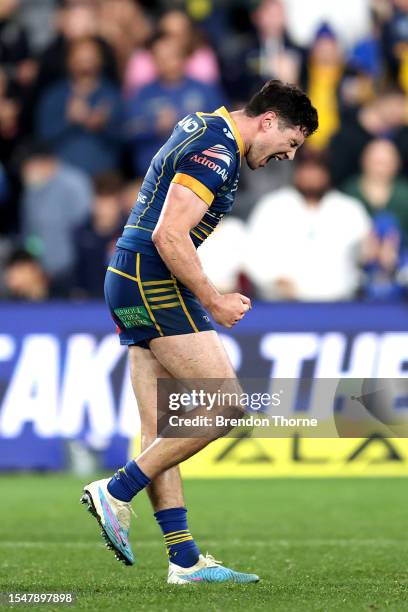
135, 330, 239, 479
128, 345, 184, 511
129, 344, 202, 568
85, 332, 259, 579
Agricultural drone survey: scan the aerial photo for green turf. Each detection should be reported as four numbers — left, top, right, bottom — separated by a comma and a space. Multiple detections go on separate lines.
1, 475, 408, 611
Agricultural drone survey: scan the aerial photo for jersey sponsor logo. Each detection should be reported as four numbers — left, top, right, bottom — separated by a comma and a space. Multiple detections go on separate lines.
201, 144, 234, 167
190, 154, 229, 182
178, 116, 199, 133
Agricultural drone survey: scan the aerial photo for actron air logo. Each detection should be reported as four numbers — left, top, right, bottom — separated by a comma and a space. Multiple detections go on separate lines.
190, 154, 229, 182
202, 144, 234, 167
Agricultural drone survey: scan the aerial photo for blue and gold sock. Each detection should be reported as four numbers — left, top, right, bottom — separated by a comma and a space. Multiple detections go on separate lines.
154, 507, 200, 568
107, 460, 151, 502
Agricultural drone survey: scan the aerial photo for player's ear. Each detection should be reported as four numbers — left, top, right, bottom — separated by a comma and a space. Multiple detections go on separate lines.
262, 111, 277, 131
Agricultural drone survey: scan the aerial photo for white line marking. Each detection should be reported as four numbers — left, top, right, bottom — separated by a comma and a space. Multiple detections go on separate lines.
0, 539, 405, 549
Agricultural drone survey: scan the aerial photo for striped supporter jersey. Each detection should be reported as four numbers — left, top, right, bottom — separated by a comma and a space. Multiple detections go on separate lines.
117, 106, 244, 256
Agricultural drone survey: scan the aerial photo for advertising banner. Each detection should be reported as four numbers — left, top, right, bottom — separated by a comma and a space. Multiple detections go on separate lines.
1, 302, 408, 474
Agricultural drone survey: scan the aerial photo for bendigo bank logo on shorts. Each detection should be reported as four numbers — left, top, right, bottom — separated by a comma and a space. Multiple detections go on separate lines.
190, 145, 232, 182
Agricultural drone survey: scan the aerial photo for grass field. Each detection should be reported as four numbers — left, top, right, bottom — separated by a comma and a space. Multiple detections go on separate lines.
1, 475, 408, 611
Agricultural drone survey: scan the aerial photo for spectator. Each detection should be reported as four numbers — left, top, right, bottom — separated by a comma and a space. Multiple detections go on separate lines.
348, 32, 383, 85
338, 18, 382, 113
342, 139, 408, 244
73, 172, 124, 298
121, 177, 143, 216
18, 0, 57, 55
282, 0, 371, 49
221, 0, 302, 104
36, 37, 123, 176
245, 156, 372, 301
361, 211, 407, 301
381, 0, 408, 92
0, 68, 22, 168
1, 0, 408, 306
328, 89, 408, 186
125, 33, 224, 176
160, 10, 220, 83
3, 248, 53, 300
231, 155, 294, 221
303, 24, 344, 150
20, 142, 92, 283
0, 0, 36, 92
35, 0, 119, 94
183, 0, 229, 50
98, 0, 152, 78
124, 9, 220, 97
224, 1, 301, 218
0, 67, 24, 234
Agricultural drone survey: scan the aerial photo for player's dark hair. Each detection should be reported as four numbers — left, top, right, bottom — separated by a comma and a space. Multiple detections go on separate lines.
245, 80, 318, 137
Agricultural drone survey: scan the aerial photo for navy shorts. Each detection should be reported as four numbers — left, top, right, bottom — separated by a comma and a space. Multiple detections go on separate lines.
104, 247, 214, 347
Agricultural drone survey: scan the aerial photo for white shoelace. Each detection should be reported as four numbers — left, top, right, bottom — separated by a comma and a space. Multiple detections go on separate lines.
115, 502, 137, 532
204, 553, 222, 567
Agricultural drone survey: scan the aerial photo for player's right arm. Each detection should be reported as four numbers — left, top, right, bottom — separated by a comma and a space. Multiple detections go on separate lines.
152, 182, 251, 328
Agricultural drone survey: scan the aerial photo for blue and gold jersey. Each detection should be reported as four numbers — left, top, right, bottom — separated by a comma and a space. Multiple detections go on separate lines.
117, 106, 244, 256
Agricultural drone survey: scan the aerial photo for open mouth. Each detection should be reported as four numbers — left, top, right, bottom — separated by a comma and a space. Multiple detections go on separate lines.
263, 154, 287, 165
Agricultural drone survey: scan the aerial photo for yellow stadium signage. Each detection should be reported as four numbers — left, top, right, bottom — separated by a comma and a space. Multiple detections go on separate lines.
178, 435, 408, 477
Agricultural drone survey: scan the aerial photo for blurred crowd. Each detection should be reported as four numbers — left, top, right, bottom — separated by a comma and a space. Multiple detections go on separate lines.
1, 0, 408, 302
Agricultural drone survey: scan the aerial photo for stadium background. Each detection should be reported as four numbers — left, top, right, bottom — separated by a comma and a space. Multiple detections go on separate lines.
1, 0, 408, 475
2, 1, 408, 610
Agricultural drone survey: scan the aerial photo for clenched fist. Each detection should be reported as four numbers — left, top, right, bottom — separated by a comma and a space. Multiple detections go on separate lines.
207, 293, 251, 328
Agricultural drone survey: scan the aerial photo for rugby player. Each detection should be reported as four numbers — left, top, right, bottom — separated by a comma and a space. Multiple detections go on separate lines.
81, 80, 318, 584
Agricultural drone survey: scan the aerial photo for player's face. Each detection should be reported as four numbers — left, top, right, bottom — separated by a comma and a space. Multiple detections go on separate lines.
246, 116, 305, 170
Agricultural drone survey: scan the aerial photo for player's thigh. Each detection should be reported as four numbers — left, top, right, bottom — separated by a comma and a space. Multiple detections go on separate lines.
149, 329, 236, 379
128, 345, 173, 433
